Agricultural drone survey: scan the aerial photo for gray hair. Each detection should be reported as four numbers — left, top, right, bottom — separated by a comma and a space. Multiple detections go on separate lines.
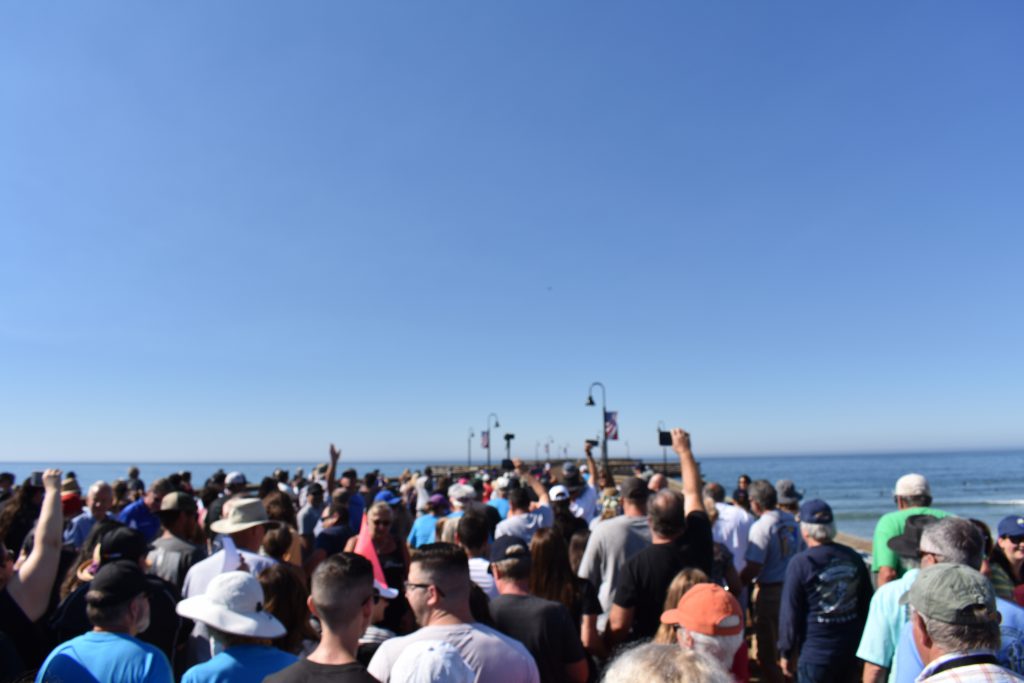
800, 521, 837, 543
917, 610, 999, 653
679, 628, 746, 666
920, 517, 984, 570
602, 643, 733, 683
748, 480, 777, 510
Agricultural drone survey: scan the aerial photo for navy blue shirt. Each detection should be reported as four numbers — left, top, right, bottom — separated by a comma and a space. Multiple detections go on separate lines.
778, 542, 873, 665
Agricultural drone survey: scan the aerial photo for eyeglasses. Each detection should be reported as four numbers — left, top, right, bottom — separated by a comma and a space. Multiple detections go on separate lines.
404, 581, 446, 597
372, 520, 391, 527
1005, 535, 1024, 545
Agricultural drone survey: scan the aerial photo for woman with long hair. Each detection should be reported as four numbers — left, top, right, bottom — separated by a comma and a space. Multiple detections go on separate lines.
258, 562, 318, 656
0, 476, 44, 556
529, 527, 603, 660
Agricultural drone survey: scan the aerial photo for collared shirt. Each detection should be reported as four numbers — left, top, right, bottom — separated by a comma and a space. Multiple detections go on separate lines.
63, 508, 111, 549
895, 597, 1024, 682
915, 651, 1024, 682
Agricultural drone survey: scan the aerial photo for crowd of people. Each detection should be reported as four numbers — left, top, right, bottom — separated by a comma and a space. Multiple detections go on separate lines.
1, 432, 1023, 682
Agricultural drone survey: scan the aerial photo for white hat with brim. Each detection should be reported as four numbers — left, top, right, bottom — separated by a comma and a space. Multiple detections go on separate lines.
175, 571, 285, 639
375, 579, 399, 600
210, 498, 271, 535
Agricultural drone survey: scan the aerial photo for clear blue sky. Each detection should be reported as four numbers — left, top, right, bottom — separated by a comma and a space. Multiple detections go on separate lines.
2, 2, 1022, 463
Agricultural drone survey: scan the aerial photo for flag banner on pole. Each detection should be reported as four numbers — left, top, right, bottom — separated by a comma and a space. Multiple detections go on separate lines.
481, 430, 489, 449
605, 411, 619, 440
354, 510, 388, 589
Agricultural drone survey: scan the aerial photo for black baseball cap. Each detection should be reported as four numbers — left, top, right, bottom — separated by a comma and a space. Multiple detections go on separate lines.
490, 535, 531, 564
99, 526, 148, 564
87, 560, 152, 607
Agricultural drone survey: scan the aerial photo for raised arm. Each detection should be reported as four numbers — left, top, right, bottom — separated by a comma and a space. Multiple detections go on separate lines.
326, 443, 340, 496
514, 459, 549, 506
7, 469, 63, 622
673, 428, 705, 517
583, 442, 598, 487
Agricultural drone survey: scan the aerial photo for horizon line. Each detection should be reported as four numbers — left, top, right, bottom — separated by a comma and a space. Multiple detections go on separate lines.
4, 444, 1020, 465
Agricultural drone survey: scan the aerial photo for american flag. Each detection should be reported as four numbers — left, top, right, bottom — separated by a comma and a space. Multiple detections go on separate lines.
481, 430, 489, 449
605, 411, 619, 440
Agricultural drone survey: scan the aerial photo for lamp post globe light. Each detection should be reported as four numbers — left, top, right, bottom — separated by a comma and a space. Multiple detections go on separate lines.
586, 381, 609, 472
485, 413, 500, 468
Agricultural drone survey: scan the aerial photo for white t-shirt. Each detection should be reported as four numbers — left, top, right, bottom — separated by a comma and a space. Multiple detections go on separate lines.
570, 485, 599, 523
713, 502, 755, 573
368, 622, 540, 683
468, 557, 498, 599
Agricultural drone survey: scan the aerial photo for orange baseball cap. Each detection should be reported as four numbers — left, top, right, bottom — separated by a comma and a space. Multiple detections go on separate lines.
659, 583, 743, 636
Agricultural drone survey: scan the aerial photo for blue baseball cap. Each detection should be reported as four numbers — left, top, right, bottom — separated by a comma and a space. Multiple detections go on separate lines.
375, 490, 402, 506
997, 515, 1024, 538
799, 499, 833, 524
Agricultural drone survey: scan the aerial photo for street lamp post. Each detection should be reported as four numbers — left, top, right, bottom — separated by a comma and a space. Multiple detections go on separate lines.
467, 428, 475, 468
504, 433, 515, 462
486, 413, 500, 468
586, 382, 609, 473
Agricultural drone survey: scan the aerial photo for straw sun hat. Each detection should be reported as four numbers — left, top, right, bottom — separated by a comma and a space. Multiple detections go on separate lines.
176, 571, 285, 639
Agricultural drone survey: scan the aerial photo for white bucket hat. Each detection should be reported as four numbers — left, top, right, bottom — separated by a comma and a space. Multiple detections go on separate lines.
210, 498, 271, 535
176, 571, 285, 638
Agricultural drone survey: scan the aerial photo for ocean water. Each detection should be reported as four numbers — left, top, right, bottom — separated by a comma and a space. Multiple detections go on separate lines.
4, 450, 1022, 541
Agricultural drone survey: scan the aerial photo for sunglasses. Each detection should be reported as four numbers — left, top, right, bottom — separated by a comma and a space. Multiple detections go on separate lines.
1005, 535, 1024, 545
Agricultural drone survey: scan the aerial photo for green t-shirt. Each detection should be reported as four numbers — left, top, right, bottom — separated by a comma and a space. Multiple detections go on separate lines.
871, 506, 949, 573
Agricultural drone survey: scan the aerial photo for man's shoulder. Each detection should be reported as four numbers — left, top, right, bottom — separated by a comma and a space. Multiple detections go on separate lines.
266, 659, 377, 683
926, 662, 1024, 682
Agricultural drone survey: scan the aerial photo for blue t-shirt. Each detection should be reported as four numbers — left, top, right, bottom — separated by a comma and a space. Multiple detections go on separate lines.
408, 513, 439, 549
487, 498, 510, 520
745, 509, 804, 584
181, 644, 297, 683
893, 596, 1024, 682
118, 499, 161, 543
36, 630, 173, 683
777, 543, 873, 665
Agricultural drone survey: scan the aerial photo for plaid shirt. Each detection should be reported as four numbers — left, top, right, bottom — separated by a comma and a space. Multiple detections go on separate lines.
918, 652, 1024, 682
